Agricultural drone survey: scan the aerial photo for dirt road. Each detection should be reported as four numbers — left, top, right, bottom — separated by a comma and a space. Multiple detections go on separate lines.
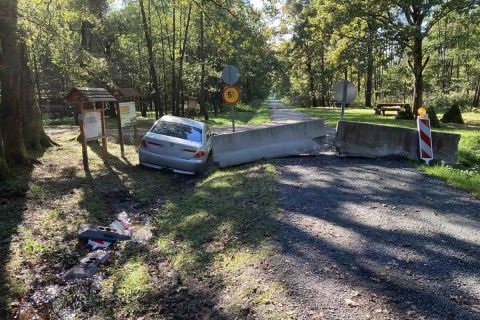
270, 155, 480, 319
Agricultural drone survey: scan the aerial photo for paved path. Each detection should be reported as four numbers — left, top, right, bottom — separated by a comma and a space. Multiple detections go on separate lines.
212, 100, 335, 147
269, 100, 312, 124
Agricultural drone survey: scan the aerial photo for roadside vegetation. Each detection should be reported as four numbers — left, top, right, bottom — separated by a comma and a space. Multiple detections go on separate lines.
0, 128, 295, 319
297, 107, 480, 198
205, 101, 271, 126
45, 101, 271, 133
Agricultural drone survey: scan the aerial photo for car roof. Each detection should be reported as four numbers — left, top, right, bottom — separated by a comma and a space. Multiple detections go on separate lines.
159, 115, 206, 129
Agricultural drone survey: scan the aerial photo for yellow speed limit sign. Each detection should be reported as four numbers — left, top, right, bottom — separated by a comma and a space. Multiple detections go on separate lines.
222, 85, 240, 105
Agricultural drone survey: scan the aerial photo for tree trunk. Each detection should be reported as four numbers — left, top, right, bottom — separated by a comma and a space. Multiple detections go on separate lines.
365, 23, 374, 108
306, 55, 317, 107
0, 130, 8, 180
178, 4, 192, 118
473, 80, 480, 108
139, 0, 163, 119
0, 0, 29, 164
171, 1, 178, 115
412, 31, 425, 116
19, 43, 53, 150
199, 1, 209, 120
320, 44, 326, 107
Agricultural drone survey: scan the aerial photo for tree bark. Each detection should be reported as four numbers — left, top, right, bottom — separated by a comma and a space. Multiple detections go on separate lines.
365, 42, 374, 106
139, 0, 163, 119
320, 44, 326, 107
19, 43, 53, 150
171, 1, 177, 115
0, 130, 8, 180
199, 1, 209, 120
306, 55, 317, 107
0, 0, 29, 164
178, 4, 192, 117
473, 80, 480, 108
412, 30, 425, 116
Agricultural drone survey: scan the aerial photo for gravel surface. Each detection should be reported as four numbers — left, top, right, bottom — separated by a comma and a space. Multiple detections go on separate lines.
271, 155, 480, 319
212, 100, 320, 135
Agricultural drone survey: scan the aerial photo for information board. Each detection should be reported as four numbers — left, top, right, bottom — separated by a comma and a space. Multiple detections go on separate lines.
119, 102, 137, 127
83, 110, 103, 141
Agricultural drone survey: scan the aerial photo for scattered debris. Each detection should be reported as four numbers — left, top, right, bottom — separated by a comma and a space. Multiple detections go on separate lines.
66, 214, 135, 280
87, 239, 111, 250
77, 223, 132, 241
64, 250, 109, 280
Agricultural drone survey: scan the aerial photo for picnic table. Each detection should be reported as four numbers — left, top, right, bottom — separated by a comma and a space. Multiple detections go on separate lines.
375, 103, 410, 116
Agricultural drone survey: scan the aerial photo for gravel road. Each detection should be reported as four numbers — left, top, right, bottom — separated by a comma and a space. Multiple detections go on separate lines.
271, 155, 480, 319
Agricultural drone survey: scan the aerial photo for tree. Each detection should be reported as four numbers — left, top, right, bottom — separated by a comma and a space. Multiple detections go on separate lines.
139, 0, 163, 118
0, 0, 53, 178
373, 0, 477, 114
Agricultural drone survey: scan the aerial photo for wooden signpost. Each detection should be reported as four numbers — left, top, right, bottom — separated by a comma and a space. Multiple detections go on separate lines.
112, 88, 142, 158
65, 87, 117, 171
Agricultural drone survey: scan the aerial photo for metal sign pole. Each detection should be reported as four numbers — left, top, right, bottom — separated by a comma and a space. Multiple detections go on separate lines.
341, 80, 348, 120
231, 104, 236, 132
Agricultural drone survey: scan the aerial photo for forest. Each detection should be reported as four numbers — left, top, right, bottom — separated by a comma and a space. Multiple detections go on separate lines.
275, 0, 480, 114
1, 0, 480, 177
1, 1, 480, 319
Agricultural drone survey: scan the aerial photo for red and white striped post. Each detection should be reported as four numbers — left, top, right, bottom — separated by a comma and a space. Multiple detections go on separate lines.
417, 114, 434, 165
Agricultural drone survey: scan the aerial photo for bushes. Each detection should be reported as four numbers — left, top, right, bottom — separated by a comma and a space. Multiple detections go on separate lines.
425, 92, 472, 112
395, 104, 414, 120
427, 106, 441, 128
441, 104, 465, 124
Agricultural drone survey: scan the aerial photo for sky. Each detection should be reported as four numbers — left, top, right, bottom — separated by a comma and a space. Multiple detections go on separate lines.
112, 0, 265, 10
250, 0, 264, 9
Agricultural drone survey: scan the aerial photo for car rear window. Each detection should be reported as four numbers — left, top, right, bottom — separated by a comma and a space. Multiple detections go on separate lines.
151, 121, 203, 142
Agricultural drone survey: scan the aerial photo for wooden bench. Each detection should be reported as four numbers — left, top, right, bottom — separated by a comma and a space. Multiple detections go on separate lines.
375, 103, 410, 116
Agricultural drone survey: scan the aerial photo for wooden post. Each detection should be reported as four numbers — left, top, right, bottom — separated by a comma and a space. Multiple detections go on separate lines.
133, 123, 138, 146
116, 101, 125, 157
133, 99, 138, 145
100, 102, 108, 158
79, 102, 89, 171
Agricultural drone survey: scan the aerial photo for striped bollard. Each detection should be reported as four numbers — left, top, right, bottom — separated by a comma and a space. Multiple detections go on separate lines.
417, 117, 434, 165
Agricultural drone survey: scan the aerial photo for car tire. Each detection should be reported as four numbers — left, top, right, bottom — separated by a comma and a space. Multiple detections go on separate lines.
199, 153, 214, 176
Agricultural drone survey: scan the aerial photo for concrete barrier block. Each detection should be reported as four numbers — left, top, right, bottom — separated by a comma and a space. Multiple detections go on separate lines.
64, 251, 109, 280
335, 121, 461, 164
212, 120, 326, 167
77, 224, 132, 241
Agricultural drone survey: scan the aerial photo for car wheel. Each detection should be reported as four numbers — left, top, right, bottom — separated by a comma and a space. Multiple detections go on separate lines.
199, 153, 214, 176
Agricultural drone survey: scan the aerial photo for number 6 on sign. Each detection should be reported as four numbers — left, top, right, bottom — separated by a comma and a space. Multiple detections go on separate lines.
222, 85, 240, 105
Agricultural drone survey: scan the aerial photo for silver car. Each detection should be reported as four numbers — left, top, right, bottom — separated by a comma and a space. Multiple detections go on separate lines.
139, 115, 213, 175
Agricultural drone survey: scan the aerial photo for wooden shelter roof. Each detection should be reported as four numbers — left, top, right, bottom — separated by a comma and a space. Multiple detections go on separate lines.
113, 87, 142, 98
65, 87, 117, 103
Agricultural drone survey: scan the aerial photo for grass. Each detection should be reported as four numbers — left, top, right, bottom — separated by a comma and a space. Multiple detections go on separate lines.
297, 106, 480, 198
45, 101, 271, 133
205, 101, 271, 126
0, 126, 296, 318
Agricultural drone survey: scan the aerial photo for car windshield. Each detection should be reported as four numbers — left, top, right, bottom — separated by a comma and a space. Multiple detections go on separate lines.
151, 121, 203, 142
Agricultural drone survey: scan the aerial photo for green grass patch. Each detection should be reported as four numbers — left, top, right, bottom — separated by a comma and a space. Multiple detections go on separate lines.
297, 107, 480, 197
155, 163, 279, 275
1, 124, 294, 318
115, 259, 152, 300
206, 101, 271, 126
